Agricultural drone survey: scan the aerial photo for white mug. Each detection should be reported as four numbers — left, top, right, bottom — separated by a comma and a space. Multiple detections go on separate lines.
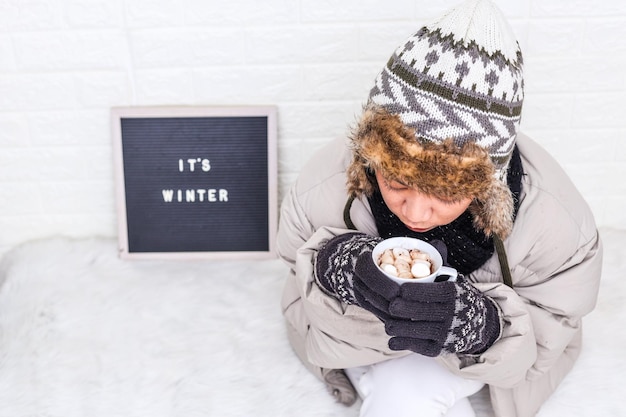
371, 237, 458, 284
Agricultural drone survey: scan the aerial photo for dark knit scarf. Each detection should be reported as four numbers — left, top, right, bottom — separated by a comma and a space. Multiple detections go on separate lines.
367, 146, 524, 275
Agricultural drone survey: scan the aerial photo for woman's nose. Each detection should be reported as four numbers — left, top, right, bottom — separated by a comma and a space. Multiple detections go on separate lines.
403, 194, 432, 224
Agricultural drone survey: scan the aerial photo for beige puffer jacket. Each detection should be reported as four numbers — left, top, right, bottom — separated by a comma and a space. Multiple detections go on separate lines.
277, 132, 603, 417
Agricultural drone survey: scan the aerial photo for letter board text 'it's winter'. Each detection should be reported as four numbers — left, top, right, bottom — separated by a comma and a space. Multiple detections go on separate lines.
112, 106, 277, 260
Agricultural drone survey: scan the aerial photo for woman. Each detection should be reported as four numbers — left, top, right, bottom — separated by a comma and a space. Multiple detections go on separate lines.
276, 1, 603, 416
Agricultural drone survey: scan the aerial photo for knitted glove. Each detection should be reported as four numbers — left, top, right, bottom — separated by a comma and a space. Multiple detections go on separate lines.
353, 251, 501, 357
314, 232, 382, 304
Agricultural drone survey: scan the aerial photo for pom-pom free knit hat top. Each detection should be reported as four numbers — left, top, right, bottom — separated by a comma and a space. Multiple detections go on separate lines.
347, 0, 524, 239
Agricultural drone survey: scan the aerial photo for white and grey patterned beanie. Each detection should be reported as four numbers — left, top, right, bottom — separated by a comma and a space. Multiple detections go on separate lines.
370, 0, 523, 177
347, 0, 524, 239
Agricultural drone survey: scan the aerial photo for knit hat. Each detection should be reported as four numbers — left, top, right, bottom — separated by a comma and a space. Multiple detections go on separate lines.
347, 0, 524, 239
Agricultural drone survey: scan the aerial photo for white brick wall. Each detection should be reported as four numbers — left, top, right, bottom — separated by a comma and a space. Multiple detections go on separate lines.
1, 0, 625, 256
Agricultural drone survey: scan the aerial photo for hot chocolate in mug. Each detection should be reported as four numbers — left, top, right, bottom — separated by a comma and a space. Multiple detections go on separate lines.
372, 237, 458, 284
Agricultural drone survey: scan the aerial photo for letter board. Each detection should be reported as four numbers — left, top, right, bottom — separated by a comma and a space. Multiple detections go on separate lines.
111, 106, 277, 260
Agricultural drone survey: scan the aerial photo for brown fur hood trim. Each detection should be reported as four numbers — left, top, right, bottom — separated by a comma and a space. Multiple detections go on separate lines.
346, 105, 514, 238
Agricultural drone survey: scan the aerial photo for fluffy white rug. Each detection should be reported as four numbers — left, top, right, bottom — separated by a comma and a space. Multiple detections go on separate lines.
0, 228, 624, 416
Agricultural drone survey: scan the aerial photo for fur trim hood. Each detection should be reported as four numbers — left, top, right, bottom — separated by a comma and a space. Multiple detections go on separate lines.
346, 105, 514, 239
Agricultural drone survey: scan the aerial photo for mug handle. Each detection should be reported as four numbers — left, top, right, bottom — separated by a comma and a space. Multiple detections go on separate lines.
435, 266, 458, 282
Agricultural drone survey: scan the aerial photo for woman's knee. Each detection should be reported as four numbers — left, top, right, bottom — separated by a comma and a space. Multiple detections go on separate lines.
348, 355, 483, 417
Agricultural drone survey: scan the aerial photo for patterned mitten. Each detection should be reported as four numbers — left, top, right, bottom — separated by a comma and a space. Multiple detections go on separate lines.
353, 251, 501, 356
314, 232, 382, 304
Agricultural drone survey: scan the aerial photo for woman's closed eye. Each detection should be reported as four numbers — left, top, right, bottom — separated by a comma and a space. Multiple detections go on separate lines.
384, 178, 409, 192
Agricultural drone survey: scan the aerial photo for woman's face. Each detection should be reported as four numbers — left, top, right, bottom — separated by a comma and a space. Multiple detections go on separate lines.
375, 170, 472, 233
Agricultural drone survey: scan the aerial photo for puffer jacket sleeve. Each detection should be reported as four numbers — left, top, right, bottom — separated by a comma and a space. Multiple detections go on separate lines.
440, 228, 602, 388
277, 184, 407, 370
511, 232, 601, 381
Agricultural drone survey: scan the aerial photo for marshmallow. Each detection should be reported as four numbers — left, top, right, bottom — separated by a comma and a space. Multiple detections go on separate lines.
410, 260, 431, 278
377, 247, 433, 279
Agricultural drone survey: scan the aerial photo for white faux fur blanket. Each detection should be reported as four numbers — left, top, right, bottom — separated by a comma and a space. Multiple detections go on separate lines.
0, 229, 624, 416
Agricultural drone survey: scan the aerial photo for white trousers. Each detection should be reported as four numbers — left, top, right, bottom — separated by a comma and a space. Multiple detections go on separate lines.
345, 354, 484, 417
